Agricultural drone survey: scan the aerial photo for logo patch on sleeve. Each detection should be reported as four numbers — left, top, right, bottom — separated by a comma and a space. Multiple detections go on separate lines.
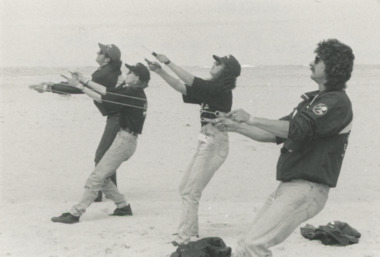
312, 103, 328, 115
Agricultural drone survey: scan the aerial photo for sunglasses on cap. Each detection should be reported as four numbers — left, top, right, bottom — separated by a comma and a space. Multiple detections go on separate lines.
97, 51, 109, 58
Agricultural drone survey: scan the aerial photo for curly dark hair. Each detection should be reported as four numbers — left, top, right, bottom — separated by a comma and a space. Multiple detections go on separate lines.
315, 39, 355, 90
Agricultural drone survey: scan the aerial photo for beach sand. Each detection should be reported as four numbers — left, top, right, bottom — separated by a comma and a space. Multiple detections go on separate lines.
1, 66, 379, 257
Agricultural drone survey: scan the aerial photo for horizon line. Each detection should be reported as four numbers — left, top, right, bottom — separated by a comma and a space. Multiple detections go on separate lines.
1, 64, 379, 69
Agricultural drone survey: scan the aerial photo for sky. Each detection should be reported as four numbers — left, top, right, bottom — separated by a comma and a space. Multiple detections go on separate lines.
1, 0, 380, 67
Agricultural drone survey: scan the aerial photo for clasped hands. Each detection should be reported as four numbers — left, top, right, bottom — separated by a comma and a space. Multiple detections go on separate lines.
61, 71, 89, 90
145, 54, 170, 72
203, 109, 252, 132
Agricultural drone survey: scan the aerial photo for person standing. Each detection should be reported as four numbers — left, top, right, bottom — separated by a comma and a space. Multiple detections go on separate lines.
146, 53, 241, 245
51, 62, 150, 224
30, 43, 123, 201
208, 39, 354, 256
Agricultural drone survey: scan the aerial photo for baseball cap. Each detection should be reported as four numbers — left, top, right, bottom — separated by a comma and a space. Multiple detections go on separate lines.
98, 43, 121, 62
213, 54, 241, 77
125, 62, 151, 83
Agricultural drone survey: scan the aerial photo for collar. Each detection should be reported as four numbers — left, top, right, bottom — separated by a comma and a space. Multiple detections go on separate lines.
301, 88, 345, 101
301, 90, 320, 101
97, 63, 110, 71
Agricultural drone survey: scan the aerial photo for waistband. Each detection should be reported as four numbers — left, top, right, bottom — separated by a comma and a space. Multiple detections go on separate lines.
121, 127, 138, 137
290, 179, 331, 190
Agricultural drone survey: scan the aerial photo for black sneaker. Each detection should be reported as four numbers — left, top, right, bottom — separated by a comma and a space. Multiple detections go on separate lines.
111, 205, 133, 216
94, 191, 103, 202
51, 212, 80, 224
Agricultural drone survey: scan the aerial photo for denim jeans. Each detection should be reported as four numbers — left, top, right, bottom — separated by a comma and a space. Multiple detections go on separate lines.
234, 179, 330, 257
177, 123, 229, 242
70, 129, 137, 216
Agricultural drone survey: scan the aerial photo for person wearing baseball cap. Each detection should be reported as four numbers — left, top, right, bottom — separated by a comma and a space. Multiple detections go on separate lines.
51, 62, 150, 224
98, 43, 121, 63
212, 54, 241, 77
146, 52, 241, 245
29, 43, 124, 202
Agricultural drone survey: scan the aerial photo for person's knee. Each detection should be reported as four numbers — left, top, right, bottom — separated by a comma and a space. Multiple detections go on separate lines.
86, 174, 106, 191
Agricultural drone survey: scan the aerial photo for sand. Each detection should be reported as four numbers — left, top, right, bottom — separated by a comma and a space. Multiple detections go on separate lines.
1, 68, 379, 257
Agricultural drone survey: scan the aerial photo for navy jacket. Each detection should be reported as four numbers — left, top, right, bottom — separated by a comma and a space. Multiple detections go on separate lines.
276, 89, 353, 187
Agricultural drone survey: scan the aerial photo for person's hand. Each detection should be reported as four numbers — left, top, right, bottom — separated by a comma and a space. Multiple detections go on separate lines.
145, 59, 162, 72
61, 74, 83, 89
202, 117, 239, 132
70, 71, 89, 84
227, 109, 251, 123
29, 82, 53, 93
155, 54, 170, 64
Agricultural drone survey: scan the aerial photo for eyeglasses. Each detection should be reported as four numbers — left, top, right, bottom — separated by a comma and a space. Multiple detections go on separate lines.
97, 51, 110, 58
314, 56, 322, 64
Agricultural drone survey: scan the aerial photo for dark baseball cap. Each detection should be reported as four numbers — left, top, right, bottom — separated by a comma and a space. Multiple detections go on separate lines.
125, 62, 151, 83
213, 54, 241, 77
98, 43, 121, 62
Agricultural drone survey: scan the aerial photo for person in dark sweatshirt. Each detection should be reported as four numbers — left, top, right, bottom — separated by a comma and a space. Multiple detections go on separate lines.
30, 43, 123, 202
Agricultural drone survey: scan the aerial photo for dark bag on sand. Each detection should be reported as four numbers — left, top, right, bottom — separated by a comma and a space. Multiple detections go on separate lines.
301, 221, 361, 246
170, 237, 232, 257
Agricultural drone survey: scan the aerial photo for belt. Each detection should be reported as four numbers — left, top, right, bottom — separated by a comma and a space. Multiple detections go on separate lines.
122, 127, 138, 137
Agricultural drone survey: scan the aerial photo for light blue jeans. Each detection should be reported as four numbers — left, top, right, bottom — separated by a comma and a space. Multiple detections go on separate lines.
177, 123, 229, 241
234, 179, 330, 257
70, 129, 137, 217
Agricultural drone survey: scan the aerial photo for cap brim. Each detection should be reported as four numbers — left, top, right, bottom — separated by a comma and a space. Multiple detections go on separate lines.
98, 43, 106, 52
213, 55, 222, 63
125, 63, 136, 72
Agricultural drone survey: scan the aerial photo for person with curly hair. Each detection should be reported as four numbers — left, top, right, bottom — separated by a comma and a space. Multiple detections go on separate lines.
207, 39, 354, 256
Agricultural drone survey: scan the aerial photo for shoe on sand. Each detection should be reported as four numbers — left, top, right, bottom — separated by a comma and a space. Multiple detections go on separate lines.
51, 212, 80, 224
111, 204, 133, 216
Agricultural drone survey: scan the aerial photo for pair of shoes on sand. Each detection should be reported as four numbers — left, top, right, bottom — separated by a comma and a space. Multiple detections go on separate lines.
51, 204, 133, 224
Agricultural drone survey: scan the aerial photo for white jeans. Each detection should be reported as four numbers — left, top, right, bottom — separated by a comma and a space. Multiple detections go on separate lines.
234, 179, 330, 257
177, 123, 229, 241
70, 129, 137, 216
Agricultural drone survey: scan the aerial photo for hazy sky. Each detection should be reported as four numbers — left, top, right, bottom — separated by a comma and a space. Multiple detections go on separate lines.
1, 0, 379, 67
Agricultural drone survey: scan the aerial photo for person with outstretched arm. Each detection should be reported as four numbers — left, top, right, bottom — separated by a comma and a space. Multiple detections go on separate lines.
51, 62, 150, 224
146, 53, 241, 245
30, 43, 123, 202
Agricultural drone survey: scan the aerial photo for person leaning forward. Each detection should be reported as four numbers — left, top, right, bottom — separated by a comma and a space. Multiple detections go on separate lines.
29, 43, 123, 202
206, 39, 354, 257
51, 62, 149, 224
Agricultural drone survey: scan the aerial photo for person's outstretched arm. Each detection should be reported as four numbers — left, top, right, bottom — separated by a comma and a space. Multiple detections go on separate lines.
146, 60, 187, 95
155, 54, 195, 86
204, 117, 277, 143
227, 109, 289, 139
62, 74, 103, 102
29, 82, 83, 94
